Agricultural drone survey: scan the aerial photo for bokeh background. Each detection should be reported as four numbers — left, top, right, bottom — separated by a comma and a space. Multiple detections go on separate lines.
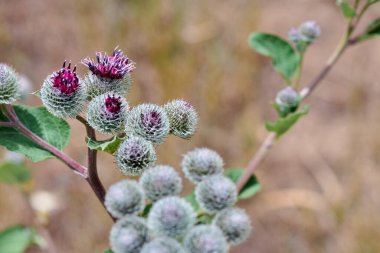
0, 0, 380, 252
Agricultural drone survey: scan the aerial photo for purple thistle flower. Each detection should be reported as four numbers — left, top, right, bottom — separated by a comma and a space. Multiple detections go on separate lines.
51, 61, 79, 95
105, 94, 122, 114
82, 47, 135, 80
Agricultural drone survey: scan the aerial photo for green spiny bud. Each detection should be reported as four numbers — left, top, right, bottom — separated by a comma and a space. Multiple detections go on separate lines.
116, 136, 157, 176
195, 175, 237, 213
105, 180, 145, 219
109, 216, 149, 253
184, 225, 229, 253
213, 208, 252, 245
299, 20, 321, 43
164, 99, 198, 139
125, 104, 170, 144
275, 87, 300, 117
141, 237, 185, 253
148, 196, 195, 239
140, 165, 182, 202
0, 63, 19, 104
87, 92, 128, 135
84, 72, 132, 99
181, 148, 224, 184
40, 61, 86, 118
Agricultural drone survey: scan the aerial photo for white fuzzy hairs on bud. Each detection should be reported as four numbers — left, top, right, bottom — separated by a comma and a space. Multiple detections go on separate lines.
141, 237, 185, 253
0, 63, 20, 104
181, 148, 224, 184
184, 225, 229, 253
195, 175, 237, 213
110, 216, 149, 253
139, 165, 182, 202
147, 196, 195, 239
116, 136, 157, 176
104, 180, 145, 219
84, 73, 132, 99
213, 208, 252, 245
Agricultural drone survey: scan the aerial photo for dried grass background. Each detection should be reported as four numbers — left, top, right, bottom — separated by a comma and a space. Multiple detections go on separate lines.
0, 0, 380, 252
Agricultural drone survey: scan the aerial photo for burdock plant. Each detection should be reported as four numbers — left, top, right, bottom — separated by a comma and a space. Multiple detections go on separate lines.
0, 1, 379, 252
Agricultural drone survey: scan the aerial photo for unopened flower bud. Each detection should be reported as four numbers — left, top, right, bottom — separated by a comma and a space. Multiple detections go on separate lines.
87, 92, 128, 134
195, 175, 237, 213
125, 104, 170, 144
141, 237, 185, 253
213, 208, 252, 245
181, 148, 224, 184
109, 216, 149, 253
184, 225, 229, 253
116, 136, 157, 176
275, 87, 300, 117
164, 99, 198, 139
40, 61, 86, 118
0, 63, 19, 104
105, 180, 145, 219
298, 21, 321, 43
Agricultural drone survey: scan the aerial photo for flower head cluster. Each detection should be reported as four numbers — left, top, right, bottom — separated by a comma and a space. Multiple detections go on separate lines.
105, 180, 145, 219
0, 63, 19, 104
164, 99, 198, 139
110, 216, 149, 253
141, 237, 185, 253
125, 104, 170, 144
275, 87, 300, 117
184, 225, 229, 253
41, 61, 86, 118
181, 148, 224, 183
116, 136, 157, 176
288, 20, 321, 52
87, 92, 128, 134
140, 165, 182, 202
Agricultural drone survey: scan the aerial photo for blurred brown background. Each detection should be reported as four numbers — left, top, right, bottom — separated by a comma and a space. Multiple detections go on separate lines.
0, 0, 380, 252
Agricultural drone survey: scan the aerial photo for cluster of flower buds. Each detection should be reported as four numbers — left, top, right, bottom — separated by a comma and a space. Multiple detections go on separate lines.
288, 20, 321, 52
0, 63, 20, 104
274, 86, 301, 117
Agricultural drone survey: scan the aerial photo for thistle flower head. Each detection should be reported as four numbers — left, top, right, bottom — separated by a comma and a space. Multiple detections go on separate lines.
110, 216, 149, 253
147, 196, 195, 238
213, 208, 252, 245
116, 136, 157, 176
140, 165, 182, 202
141, 237, 185, 253
184, 225, 229, 253
82, 47, 135, 80
125, 104, 170, 144
275, 87, 300, 117
0, 63, 19, 104
299, 20, 321, 43
181, 148, 224, 184
195, 175, 237, 213
164, 99, 198, 139
87, 92, 128, 134
40, 61, 86, 118
105, 180, 145, 219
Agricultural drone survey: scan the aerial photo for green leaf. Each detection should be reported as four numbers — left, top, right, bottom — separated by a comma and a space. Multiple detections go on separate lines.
0, 162, 31, 185
266, 105, 309, 137
224, 168, 261, 199
0, 225, 38, 253
248, 33, 300, 82
0, 106, 70, 162
185, 191, 200, 211
86, 136, 124, 154
103, 250, 114, 253
359, 18, 380, 41
337, 0, 356, 18
141, 203, 153, 218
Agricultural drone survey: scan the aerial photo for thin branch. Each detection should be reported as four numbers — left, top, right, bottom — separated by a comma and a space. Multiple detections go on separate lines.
0, 121, 16, 127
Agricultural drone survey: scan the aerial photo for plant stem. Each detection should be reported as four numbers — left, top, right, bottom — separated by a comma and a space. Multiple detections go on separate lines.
236, 21, 358, 192
294, 53, 304, 90
0, 121, 16, 127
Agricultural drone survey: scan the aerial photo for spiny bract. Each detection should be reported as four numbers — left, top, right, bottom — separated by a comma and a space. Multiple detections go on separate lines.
40, 61, 86, 118
87, 92, 128, 134
125, 104, 170, 144
0, 63, 20, 104
104, 180, 145, 219
147, 196, 195, 239
195, 175, 237, 213
164, 99, 198, 139
139, 165, 182, 202
140, 237, 185, 253
109, 216, 149, 253
116, 136, 157, 176
181, 148, 224, 184
213, 208, 252, 245
184, 225, 229, 253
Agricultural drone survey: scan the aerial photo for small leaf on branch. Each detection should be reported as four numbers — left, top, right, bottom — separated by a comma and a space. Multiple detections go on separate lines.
86, 136, 125, 154
248, 33, 300, 83
224, 168, 261, 199
0, 162, 31, 185
266, 105, 309, 137
0, 225, 40, 253
359, 18, 380, 41
185, 191, 200, 211
103, 250, 114, 253
0, 106, 70, 162
337, 0, 356, 18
